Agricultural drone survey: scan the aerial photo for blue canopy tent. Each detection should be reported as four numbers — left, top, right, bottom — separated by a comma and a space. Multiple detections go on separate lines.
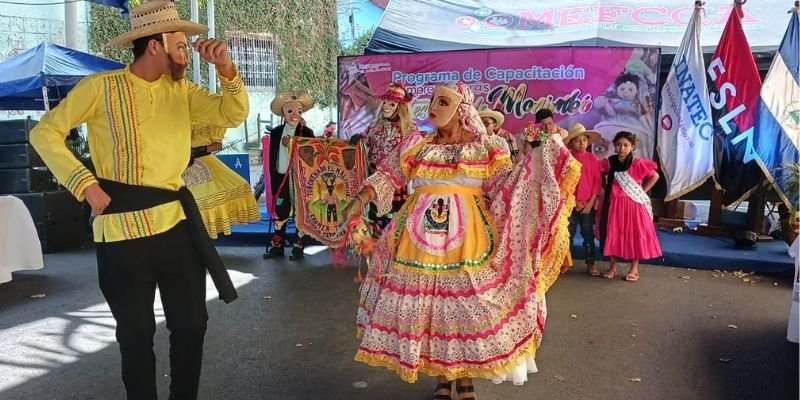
0, 42, 124, 111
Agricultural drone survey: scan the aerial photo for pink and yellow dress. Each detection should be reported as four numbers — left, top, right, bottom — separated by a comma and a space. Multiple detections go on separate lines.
183, 124, 261, 239
355, 129, 580, 384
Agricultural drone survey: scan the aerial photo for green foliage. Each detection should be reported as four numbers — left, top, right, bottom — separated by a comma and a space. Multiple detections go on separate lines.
341, 27, 374, 56
89, 0, 340, 107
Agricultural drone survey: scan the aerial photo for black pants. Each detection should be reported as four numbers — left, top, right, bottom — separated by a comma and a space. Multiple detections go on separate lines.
270, 172, 304, 244
97, 221, 208, 400
568, 209, 597, 264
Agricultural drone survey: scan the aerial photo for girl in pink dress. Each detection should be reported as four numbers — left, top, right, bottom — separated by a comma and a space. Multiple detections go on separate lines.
597, 131, 661, 282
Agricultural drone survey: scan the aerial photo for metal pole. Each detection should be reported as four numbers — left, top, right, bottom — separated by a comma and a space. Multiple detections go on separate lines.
207, 0, 217, 93
190, 0, 201, 84
64, 1, 79, 49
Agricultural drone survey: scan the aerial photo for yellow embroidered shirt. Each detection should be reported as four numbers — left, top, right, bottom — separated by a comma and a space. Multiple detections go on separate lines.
30, 65, 249, 242
191, 124, 227, 147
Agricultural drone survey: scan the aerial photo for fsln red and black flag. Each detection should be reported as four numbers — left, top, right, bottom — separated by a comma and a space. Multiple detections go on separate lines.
709, 1, 765, 207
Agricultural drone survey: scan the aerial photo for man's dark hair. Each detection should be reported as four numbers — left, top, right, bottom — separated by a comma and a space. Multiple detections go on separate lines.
132, 33, 164, 60
534, 108, 553, 122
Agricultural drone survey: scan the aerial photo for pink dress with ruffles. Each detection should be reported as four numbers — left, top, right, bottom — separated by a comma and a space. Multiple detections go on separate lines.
597, 158, 662, 260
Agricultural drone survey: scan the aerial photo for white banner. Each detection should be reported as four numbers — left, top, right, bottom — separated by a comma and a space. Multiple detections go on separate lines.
657, 5, 714, 201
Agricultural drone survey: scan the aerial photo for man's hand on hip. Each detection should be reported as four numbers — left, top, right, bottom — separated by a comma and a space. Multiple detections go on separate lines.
84, 183, 111, 216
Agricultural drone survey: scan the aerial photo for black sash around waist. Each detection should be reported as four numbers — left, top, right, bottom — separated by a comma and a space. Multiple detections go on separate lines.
98, 178, 238, 304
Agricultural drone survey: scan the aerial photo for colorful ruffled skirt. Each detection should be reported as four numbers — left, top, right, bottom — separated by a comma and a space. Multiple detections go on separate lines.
355, 184, 545, 383
184, 155, 261, 239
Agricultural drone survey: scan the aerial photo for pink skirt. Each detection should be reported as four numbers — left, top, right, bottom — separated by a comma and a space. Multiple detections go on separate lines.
599, 195, 662, 260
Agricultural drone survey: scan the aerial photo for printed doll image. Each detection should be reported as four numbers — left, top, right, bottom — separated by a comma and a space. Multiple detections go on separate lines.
593, 73, 655, 160
323, 175, 340, 224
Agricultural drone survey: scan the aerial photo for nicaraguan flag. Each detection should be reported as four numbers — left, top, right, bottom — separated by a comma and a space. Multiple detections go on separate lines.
657, 4, 714, 201
755, 8, 800, 208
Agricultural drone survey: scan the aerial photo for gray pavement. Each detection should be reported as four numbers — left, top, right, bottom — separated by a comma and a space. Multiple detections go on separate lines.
0, 245, 797, 400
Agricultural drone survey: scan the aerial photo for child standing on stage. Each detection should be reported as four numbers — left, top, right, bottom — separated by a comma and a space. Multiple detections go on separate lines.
563, 123, 603, 276
596, 131, 662, 282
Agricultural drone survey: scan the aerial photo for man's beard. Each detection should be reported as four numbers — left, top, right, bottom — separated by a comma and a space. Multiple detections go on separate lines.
169, 60, 187, 81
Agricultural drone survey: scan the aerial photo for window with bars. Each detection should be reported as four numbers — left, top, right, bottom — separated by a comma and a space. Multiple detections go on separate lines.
227, 32, 277, 91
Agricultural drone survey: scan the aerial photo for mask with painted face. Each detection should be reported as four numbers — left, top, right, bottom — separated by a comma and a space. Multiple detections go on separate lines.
282, 101, 303, 126
382, 100, 399, 119
428, 85, 462, 128
162, 32, 191, 80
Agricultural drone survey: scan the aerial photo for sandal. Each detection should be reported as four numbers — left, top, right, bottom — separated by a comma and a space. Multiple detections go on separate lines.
625, 271, 640, 282
587, 264, 601, 277
456, 384, 476, 400
560, 265, 572, 274
433, 381, 453, 400
602, 269, 617, 279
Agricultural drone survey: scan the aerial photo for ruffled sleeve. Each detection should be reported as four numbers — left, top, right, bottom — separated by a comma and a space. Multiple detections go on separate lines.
365, 130, 427, 215
481, 135, 513, 202
632, 158, 658, 182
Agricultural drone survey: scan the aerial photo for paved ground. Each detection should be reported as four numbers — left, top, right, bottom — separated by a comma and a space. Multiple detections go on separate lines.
0, 245, 797, 400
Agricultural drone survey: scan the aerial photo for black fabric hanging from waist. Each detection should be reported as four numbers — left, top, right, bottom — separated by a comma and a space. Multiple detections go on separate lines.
97, 178, 238, 303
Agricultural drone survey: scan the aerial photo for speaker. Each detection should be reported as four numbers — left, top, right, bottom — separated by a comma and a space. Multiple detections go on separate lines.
0, 168, 58, 194
0, 143, 45, 168
0, 118, 38, 144
10, 190, 86, 253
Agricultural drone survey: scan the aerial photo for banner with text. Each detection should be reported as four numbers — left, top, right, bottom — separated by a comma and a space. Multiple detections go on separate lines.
338, 47, 660, 160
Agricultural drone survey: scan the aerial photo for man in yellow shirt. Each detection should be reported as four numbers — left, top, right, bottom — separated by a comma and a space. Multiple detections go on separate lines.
29, 2, 249, 399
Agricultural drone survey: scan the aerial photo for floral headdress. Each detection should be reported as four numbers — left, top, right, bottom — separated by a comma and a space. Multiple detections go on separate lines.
436, 82, 487, 137
378, 82, 414, 104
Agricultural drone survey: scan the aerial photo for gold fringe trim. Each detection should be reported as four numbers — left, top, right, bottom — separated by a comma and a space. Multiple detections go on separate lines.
354, 334, 541, 384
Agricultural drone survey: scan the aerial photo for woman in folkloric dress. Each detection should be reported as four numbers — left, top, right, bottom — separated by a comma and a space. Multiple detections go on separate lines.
183, 124, 260, 239
343, 82, 579, 399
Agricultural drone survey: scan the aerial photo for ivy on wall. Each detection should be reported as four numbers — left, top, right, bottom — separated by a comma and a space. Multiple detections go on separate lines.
89, 0, 340, 107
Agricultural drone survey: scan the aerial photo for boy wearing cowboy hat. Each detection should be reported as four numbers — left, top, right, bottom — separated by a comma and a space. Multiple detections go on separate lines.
264, 91, 316, 260
562, 123, 603, 276
29, 1, 249, 399
479, 108, 520, 163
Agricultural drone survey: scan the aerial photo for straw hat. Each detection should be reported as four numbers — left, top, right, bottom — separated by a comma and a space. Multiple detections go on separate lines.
564, 123, 601, 148
106, 1, 208, 49
478, 109, 505, 128
270, 91, 315, 116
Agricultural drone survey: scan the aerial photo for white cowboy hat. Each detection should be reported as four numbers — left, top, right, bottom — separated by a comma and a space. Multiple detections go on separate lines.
270, 91, 315, 116
478, 109, 505, 128
106, 1, 208, 49
564, 123, 602, 148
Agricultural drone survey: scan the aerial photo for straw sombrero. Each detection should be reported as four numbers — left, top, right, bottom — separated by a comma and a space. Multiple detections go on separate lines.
106, 1, 208, 49
478, 109, 505, 128
564, 123, 602, 148
270, 91, 315, 116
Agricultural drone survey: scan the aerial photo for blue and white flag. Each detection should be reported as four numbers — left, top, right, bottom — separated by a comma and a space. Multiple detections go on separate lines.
657, 4, 714, 201
755, 8, 800, 208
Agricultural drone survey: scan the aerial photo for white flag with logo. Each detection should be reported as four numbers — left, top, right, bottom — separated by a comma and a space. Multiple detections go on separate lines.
657, 5, 714, 201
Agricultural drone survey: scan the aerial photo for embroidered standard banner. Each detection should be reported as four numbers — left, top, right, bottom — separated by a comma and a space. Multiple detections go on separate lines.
291, 137, 368, 248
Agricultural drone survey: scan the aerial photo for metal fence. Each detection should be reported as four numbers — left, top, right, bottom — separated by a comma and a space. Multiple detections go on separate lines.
227, 32, 277, 91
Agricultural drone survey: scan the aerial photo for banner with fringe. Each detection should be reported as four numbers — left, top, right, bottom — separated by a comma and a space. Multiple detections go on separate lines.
291, 138, 368, 248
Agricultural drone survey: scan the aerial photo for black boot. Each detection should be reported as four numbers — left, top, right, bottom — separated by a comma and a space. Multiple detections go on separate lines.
263, 235, 285, 259
289, 237, 305, 261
